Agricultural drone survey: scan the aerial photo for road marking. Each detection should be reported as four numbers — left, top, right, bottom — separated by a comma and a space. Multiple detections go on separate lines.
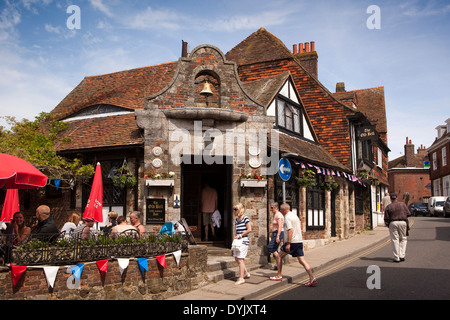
260, 239, 391, 300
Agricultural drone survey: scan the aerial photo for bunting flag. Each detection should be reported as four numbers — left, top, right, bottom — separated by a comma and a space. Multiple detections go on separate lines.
54, 179, 61, 190
71, 264, 84, 281
8, 249, 184, 287
11, 265, 27, 287
96, 259, 108, 277
137, 257, 148, 275
117, 258, 130, 276
173, 250, 182, 267
43, 266, 59, 288
156, 254, 166, 268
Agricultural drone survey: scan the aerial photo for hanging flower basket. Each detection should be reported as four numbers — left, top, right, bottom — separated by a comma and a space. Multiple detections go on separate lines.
110, 162, 137, 189
295, 169, 317, 188
321, 176, 339, 191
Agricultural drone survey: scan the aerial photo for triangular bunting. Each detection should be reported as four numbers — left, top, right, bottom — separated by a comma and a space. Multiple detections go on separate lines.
43, 266, 59, 288
137, 257, 148, 275
96, 259, 108, 277
173, 250, 182, 267
11, 265, 27, 287
117, 258, 130, 276
156, 254, 166, 268
54, 179, 61, 190
71, 264, 84, 281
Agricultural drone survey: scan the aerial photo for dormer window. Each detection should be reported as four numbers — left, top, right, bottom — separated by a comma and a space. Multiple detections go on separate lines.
63, 104, 133, 122
267, 78, 315, 142
276, 97, 301, 134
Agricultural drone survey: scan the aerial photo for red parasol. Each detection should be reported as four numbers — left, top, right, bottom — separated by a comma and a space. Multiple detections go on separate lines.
0, 153, 47, 189
1, 189, 20, 223
83, 162, 103, 223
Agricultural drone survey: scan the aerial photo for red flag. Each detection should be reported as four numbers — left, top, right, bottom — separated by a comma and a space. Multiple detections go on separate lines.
156, 254, 166, 268
83, 163, 103, 223
96, 259, 108, 277
1, 189, 19, 223
11, 264, 27, 287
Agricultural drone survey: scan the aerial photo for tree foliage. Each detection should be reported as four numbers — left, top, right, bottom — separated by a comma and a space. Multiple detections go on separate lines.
0, 113, 94, 184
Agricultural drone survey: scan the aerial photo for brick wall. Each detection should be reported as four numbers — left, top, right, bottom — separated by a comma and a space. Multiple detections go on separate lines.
0, 245, 208, 300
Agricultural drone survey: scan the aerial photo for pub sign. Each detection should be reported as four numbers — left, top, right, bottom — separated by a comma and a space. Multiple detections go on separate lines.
357, 125, 377, 141
146, 198, 165, 224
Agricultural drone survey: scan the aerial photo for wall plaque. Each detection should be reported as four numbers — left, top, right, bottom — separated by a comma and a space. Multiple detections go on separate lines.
146, 198, 165, 224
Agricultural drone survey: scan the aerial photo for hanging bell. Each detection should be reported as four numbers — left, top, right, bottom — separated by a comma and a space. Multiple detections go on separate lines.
200, 81, 213, 97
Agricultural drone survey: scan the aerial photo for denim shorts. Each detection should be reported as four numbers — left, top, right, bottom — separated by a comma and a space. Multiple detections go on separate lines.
267, 231, 284, 254
281, 242, 304, 257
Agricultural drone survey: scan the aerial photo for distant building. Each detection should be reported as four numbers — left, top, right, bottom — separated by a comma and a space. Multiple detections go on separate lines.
388, 137, 431, 205
427, 119, 450, 197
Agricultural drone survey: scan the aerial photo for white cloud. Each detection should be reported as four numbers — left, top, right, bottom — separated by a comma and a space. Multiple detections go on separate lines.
210, 10, 291, 32
89, 0, 113, 17
124, 6, 183, 30
401, 0, 450, 17
44, 23, 60, 33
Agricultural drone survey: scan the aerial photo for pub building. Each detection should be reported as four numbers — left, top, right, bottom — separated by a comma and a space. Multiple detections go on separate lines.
33, 28, 388, 264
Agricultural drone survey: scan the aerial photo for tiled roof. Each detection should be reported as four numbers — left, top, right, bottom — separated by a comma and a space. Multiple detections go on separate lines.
270, 130, 350, 172
51, 62, 178, 121
226, 28, 356, 169
55, 113, 143, 152
226, 28, 293, 66
349, 87, 387, 141
51, 62, 176, 152
242, 72, 290, 107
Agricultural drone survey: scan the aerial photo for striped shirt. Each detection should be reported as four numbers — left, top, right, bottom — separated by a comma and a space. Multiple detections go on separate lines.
235, 215, 250, 245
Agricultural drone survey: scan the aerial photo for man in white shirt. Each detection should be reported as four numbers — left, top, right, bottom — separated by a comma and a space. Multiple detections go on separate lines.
269, 203, 317, 287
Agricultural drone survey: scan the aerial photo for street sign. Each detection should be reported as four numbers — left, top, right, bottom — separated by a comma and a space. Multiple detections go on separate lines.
278, 158, 292, 181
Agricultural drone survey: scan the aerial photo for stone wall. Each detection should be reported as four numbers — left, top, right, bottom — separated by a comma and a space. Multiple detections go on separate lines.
0, 245, 208, 300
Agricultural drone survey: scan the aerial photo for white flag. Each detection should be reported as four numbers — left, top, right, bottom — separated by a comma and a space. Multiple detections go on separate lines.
173, 250, 182, 267
117, 258, 130, 275
43, 266, 59, 288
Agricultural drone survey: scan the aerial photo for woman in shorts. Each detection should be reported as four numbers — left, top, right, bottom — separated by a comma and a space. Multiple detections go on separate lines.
233, 203, 252, 285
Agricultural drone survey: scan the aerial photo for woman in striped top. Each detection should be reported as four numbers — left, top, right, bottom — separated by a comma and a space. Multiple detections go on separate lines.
233, 203, 252, 285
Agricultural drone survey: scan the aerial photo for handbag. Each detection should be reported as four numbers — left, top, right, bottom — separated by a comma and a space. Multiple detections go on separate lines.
231, 238, 243, 252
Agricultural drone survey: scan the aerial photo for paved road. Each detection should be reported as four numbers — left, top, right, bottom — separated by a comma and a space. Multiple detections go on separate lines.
263, 217, 450, 300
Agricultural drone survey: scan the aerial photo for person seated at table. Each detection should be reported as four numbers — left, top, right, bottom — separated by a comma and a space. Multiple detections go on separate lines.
72, 217, 95, 241
6, 212, 31, 246
110, 216, 138, 238
60, 213, 81, 238
129, 211, 145, 235
31, 205, 59, 243
101, 211, 118, 235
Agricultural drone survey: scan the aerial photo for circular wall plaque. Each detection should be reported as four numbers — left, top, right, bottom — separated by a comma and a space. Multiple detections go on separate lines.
249, 146, 260, 156
152, 146, 162, 157
152, 158, 162, 168
249, 157, 261, 168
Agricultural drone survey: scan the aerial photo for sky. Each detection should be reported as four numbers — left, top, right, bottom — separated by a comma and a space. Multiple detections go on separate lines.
0, 0, 449, 161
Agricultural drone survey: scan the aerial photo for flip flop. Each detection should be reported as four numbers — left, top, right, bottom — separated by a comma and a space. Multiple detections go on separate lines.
269, 276, 282, 281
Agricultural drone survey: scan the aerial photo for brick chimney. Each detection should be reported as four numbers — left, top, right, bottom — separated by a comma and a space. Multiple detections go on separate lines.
417, 144, 427, 155
181, 40, 188, 58
336, 82, 346, 93
404, 137, 415, 167
293, 41, 318, 78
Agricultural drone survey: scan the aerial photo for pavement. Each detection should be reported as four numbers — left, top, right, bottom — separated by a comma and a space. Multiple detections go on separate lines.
167, 226, 390, 300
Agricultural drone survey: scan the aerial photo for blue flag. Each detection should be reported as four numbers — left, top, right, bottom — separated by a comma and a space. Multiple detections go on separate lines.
54, 179, 61, 190
71, 264, 84, 280
137, 258, 148, 274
